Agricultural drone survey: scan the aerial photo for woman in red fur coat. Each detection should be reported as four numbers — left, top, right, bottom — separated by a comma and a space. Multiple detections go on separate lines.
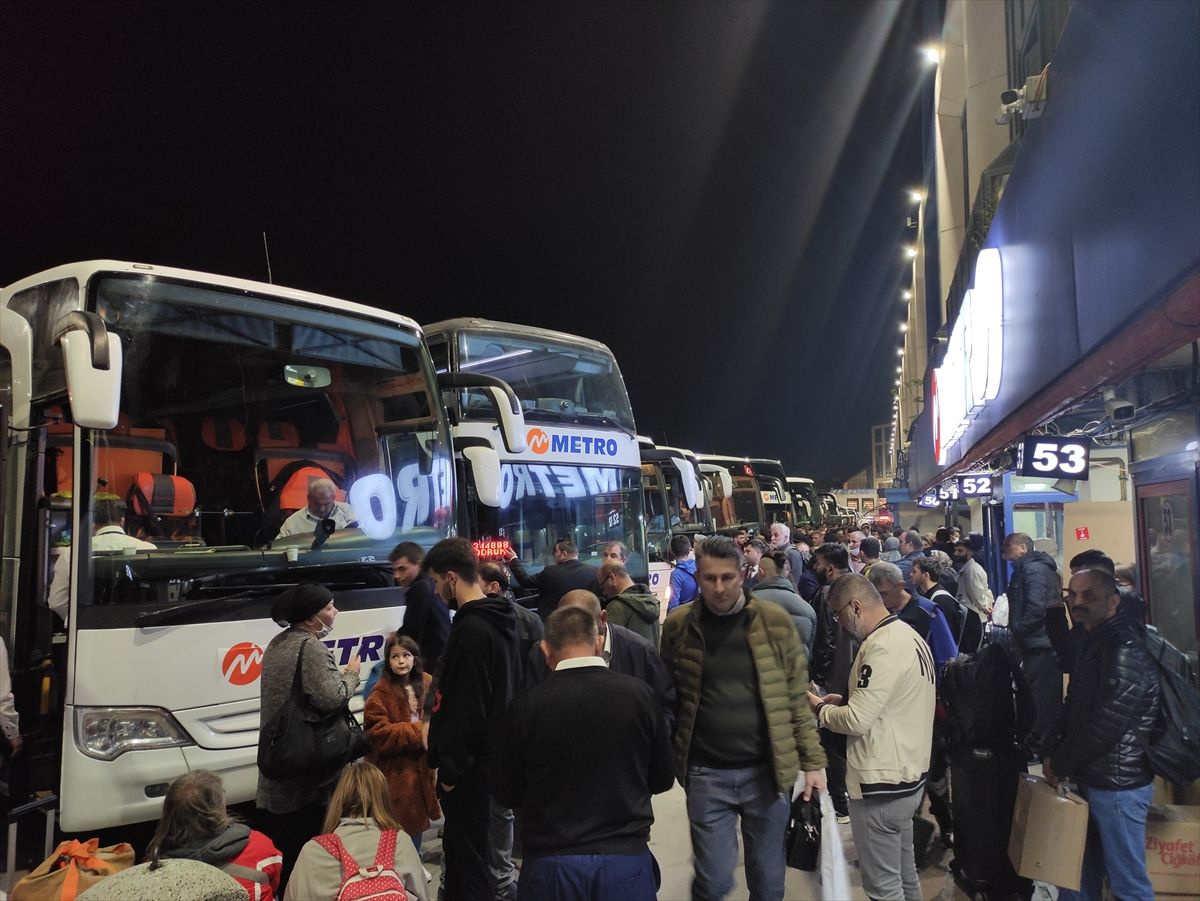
364, 633, 441, 848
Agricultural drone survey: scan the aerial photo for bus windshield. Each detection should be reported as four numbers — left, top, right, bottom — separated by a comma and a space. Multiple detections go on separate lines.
57, 275, 452, 618
469, 464, 646, 579
701, 460, 763, 531
456, 330, 636, 433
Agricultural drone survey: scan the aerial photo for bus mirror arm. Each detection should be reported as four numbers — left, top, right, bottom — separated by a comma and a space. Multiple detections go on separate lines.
54, 311, 122, 430
437, 372, 527, 453
461, 443, 503, 507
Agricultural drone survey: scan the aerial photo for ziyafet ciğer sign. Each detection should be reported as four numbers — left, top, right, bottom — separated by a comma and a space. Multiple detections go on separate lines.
932, 248, 1005, 466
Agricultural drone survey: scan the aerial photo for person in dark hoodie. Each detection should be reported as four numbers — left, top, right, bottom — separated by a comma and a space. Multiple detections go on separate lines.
1002, 532, 1063, 757
424, 537, 520, 900
597, 560, 661, 646
149, 769, 282, 900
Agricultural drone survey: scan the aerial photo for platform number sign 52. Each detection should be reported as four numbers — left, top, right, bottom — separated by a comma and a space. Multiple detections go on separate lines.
957, 474, 994, 497
1018, 436, 1091, 480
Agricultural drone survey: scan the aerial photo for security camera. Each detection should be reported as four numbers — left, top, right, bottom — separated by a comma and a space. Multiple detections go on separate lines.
1103, 387, 1135, 423
994, 73, 1048, 125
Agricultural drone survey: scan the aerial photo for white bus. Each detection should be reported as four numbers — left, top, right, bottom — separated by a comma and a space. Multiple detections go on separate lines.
695, 454, 767, 535
0, 261, 514, 831
424, 319, 648, 595
638, 439, 707, 607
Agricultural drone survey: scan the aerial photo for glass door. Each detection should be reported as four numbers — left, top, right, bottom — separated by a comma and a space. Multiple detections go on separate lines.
1136, 478, 1198, 672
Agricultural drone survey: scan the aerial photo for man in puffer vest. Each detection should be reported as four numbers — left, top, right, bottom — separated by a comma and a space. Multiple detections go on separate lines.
661, 536, 826, 901
808, 573, 935, 901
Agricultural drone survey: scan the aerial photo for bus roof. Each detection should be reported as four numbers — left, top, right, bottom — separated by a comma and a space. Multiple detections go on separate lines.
787, 476, 815, 486
696, 454, 752, 464
423, 317, 616, 357
2, 260, 422, 332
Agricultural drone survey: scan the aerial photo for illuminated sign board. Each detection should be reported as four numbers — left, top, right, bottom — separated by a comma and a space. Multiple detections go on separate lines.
917, 490, 941, 509
1017, 436, 1091, 480
957, 473, 995, 497
933, 248, 1005, 466
473, 538, 516, 560
936, 481, 960, 502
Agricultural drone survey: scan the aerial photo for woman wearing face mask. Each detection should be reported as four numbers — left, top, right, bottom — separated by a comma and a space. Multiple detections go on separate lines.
255, 581, 362, 887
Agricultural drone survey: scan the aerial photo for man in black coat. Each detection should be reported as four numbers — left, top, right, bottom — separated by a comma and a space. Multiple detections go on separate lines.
493, 606, 674, 900
508, 537, 599, 621
425, 538, 520, 900
530, 589, 675, 733
1043, 567, 1160, 901
1002, 532, 1063, 757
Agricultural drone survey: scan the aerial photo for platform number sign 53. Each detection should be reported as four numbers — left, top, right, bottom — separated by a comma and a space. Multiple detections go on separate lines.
1019, 436, 1091, 480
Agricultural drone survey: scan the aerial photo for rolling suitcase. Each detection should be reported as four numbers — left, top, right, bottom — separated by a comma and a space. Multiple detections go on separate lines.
949, 747, 1031, 900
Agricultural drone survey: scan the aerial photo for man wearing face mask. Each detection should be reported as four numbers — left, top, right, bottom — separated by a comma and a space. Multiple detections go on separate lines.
424, 538, 520, 900
808, 574, 935, 901
845, 530, 867, 573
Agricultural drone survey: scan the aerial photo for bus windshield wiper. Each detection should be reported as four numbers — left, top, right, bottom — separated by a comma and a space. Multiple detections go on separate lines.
573, 412, 636, 440
137, 588, 277, 627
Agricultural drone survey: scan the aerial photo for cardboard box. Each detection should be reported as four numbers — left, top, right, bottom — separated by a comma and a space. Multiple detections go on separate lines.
1155, 776, 1200, 807
1008, 774, 1089, 890
1146, 804, 1200, 896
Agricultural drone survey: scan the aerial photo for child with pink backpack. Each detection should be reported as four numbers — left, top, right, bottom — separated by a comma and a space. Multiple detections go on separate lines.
284, 761, 427, 901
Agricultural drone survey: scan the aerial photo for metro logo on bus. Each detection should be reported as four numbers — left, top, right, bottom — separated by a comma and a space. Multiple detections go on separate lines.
525, 427, 620, 458
219, 634, 389, 686
222, 642, 264, 686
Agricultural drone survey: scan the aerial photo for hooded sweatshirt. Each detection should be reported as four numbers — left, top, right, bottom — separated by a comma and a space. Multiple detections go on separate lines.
163, 823, 283, 901
428, 595, 520, 786
604, 583, 661, 646
669, 558, 699, 610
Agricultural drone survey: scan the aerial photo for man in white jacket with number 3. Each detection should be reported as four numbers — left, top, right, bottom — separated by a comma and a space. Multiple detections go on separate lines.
808, 573, 935, 901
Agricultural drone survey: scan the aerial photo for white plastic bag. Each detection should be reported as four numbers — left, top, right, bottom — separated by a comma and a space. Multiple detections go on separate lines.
992, 592, 1009, 626
818, 790, 852, 900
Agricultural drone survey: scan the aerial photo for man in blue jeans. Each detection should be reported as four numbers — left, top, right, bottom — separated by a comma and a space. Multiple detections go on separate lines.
1043, 567, 1161, 901
661, 536, 827, 900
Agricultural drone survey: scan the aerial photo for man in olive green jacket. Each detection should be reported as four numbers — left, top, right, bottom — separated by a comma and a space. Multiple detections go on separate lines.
661, 536, 827, 901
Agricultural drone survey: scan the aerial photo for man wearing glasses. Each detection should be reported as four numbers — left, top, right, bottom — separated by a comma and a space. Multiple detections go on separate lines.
808, 573, 935, 901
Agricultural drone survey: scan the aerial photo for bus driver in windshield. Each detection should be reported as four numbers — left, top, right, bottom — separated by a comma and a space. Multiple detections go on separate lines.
276, 478, 358, 538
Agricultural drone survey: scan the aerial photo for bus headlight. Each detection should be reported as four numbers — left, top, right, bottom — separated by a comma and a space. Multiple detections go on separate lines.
74, 707, 193, 760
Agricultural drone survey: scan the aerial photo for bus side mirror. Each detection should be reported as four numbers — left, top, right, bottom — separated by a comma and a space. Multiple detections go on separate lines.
463, 444, 503, 507
671, 456, 702, 509
55, 312, 122, 429
437, 372, 527, 454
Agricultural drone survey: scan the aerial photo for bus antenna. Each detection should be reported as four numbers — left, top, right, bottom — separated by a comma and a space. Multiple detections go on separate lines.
262, 231, 274, 283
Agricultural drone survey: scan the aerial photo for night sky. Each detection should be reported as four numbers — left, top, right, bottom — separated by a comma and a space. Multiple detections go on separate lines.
3, 1, 936, 484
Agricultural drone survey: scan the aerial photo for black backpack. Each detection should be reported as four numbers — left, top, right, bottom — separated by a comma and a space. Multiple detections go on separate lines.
1141, 629, 1200, 786
941, 641, 1035, 753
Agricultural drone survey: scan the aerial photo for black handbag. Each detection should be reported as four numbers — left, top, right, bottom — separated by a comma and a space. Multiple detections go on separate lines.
257, 639, 367, 780
785, 789, 822, 871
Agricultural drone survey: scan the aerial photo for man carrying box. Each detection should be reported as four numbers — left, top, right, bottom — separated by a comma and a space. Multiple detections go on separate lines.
1043, 567, 1162, 901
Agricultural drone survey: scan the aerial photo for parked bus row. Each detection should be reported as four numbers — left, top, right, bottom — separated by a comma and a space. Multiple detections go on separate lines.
0, 260, 849, 833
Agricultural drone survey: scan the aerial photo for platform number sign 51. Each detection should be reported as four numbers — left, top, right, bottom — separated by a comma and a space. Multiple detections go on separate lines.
1018, 436, 1091, 480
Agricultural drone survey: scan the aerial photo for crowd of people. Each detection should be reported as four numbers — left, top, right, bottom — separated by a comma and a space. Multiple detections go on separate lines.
19, 508, 1175, 901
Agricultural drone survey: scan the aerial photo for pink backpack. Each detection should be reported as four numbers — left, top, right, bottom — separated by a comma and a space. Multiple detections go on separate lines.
312, 830, 411, 901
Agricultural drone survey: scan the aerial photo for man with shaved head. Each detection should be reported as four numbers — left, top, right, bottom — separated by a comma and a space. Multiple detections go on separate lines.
531, 590, 675, 731
808, 573, 935, 901
1002, 531, 1062, 757
492, 606, 674, 899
